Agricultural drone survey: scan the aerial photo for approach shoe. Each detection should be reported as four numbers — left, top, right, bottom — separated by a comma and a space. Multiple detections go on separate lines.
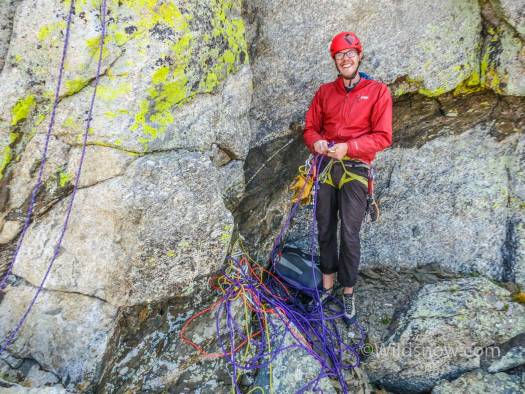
318, 287, 334, 306
343, 292, 356, 321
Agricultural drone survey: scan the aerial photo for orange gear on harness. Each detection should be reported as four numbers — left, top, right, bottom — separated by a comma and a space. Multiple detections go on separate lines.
290, 162, 316, 205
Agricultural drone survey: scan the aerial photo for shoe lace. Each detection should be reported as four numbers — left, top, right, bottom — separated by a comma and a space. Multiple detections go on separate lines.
344, 293, 354, 313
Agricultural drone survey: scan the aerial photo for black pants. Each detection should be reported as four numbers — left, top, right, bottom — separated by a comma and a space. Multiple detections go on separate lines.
316, 161, 368, 288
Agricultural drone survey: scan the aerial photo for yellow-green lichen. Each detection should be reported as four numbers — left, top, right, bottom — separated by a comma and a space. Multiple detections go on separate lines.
200, 0, 248, 93
37, 21, 66, 43
478, 25, 509, 94
392, 75, 450, 98
58, 170, 71, 188
104, 109, 130, 119
130, 1, 248, 150
220, 224, 233, 245
11, 95, 36, 126
0, 146, 13, 181
62, 116, 82, 133
86, 35, 111, 59
453, 69, 484, 96
97, 82, 132, 101
69, 0, 248, 150
480, 49, 506, 94
418, 85, 448, 98
131, 28, 193, 148
64, 78, 90, 96
178, 240, 191, 250
35, 113, 46, 126
392, 76, 422, 97
0, 133, 20, 180
9, 132, 19, 144
152, 66, 170, 85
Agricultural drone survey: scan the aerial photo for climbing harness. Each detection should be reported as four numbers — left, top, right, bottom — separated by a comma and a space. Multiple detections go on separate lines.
317, 157, 369, 190
0, 0, 107, 355
291, 153, 381, 223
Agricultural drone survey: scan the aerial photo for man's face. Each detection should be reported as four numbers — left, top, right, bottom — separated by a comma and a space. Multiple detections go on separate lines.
334, 49, 362, 80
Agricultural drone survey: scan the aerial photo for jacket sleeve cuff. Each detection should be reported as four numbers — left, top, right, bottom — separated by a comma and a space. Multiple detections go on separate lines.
308, 136, 324, 152
346, 140, 359, 156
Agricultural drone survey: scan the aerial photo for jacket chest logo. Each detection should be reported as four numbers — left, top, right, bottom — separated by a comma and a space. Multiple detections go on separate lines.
357, 95, 369, 100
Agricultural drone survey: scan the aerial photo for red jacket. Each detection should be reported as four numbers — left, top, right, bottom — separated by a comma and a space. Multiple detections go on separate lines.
303, 75, 393, 165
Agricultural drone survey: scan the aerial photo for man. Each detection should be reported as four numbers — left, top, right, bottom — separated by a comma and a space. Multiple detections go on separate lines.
303, 31, 392, 320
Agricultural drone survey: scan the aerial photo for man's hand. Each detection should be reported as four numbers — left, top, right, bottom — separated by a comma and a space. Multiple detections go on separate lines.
313, 140, 329, 154
326, 143, 348, 160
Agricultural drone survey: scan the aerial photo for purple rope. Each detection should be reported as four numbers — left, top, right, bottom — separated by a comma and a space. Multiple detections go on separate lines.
269, 158, 316, 265
263, 153, 366, 391
0, 0, 108, 355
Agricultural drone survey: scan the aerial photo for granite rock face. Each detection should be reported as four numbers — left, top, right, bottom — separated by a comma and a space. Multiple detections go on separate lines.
9, 151, 234, 306
362, 123, 522, 281
246, 0, 483, 142
245, 0, 524, 145
0, 0, 251, 390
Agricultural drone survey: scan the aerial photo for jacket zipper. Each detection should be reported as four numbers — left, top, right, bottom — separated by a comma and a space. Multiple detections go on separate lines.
341, 91, 350, 139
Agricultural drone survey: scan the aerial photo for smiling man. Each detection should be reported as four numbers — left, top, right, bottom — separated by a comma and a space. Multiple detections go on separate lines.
303, 32, 392, 321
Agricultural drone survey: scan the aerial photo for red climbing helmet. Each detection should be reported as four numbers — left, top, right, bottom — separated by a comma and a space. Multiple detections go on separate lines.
329, 32, 363, 58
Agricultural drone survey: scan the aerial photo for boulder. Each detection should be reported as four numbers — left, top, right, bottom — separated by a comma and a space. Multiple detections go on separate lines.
0, 280, 117, 389
364, 277, 525, 393
11, 151, 234, 306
